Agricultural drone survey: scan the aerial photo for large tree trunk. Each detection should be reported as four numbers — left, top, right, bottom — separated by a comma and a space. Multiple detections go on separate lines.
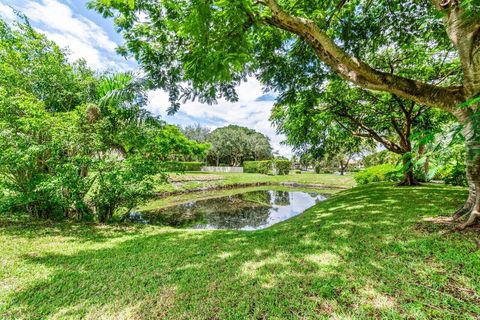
457, 120, 480, 228
441, 3, 480, 227
398, 156, 419, 186
452, 137, 476, 221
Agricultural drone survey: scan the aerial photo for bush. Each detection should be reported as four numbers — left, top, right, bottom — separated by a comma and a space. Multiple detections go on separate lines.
294, 170, 302, 174
354, 164, 403, 185
244, 160, 292, 175
439, 164, 467, 186
275, 160, 292, 175
162, 161, 203, 172
244, 161, 272, 174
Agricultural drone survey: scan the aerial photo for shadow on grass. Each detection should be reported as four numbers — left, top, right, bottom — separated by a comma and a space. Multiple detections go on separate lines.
0, 218, 148, 243
3, 183, 480, 319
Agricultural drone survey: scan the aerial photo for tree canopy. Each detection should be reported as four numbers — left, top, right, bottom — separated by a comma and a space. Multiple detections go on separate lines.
207, 125, 272, 166
271, 78, 453, 184
0, 18, 97, 112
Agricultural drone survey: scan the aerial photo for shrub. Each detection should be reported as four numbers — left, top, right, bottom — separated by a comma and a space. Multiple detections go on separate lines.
275, 160, 292, 175
294, 170, 302, 174
244, 160, 292, 175
354, 164, 403, 185
439, 164, 467, 186
162, 161, 203, 172
244, 161, 272, 174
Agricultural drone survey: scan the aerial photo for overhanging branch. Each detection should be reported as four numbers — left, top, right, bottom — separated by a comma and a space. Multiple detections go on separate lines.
255, 0, 465, 112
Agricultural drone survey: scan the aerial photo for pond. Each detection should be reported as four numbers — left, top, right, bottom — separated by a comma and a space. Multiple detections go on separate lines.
138, 189, 328, 230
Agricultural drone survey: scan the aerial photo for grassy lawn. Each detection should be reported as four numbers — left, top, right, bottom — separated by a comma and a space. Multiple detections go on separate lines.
156, 172, 356, 193
1, 183, 479, 319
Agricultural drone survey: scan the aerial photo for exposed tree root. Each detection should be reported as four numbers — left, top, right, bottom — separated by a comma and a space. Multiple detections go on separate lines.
457, 211, 480, 230
452, 204, 473, 221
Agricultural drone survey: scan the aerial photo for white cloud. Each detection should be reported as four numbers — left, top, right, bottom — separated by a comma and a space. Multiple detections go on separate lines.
0, 3, 16, 22
8, 0, 129, 70
147, 78, 293, 158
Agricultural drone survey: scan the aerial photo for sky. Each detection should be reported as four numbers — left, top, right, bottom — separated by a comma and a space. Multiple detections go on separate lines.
0, 0, 293, 157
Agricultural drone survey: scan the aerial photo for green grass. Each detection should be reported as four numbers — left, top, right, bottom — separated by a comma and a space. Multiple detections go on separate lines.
1, 183, 479, 319
156, 172, 356, 193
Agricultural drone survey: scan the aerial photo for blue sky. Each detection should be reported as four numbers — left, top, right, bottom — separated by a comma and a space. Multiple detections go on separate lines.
0, 0, 292, 157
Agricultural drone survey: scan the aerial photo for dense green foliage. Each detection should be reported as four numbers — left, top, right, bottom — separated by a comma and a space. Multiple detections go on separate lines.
162, 161, 204, 172
0, 19, 207, 222
420, 125, 468, 186
354, 165, 403, 185
274, 160, 291, 175
207, 125, 272, 166
243, 160, 272, 174
441, 164, 468, 187
362, 151, 401, 168
0, 19, 97, 112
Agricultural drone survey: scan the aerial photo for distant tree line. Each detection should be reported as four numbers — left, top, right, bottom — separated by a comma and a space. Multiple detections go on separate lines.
181, 124, 273, 166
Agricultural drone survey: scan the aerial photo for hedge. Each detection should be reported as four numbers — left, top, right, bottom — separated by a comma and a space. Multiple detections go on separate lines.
243, 160, 292, 175
275, 160, 292, 175
162, 161, 203, 172
354, 164, 402, 185
244, 161, 272, 174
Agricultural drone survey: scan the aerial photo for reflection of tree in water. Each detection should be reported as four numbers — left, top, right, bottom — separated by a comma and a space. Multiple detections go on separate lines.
143, 190, 324, 230
204, 205, 271, 229
271, 191, 290, 206
240, 190, 271, 206
145, 191, 273, 229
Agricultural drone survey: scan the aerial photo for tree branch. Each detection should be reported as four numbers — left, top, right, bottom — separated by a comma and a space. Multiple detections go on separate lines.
256, 0, 465, 112
390, 117, 406, 143
333, 110, 404, 154
413, 105, 428, 120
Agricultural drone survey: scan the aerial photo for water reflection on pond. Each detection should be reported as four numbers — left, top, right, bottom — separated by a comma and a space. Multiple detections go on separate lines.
142, 190, 328, 230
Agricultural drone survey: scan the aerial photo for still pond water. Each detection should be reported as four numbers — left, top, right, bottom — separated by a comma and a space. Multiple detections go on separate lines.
140, 190, 328, 230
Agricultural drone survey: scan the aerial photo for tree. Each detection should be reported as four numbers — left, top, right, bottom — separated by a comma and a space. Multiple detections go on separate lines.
0, 18, 97, 112
206, 125, 272, 166
181, 123, 211, 144
249, 132, 273, 161
0, 18, 209, 222
89, 0, 480, 227
272, 103, 372, 175
271, 79, 452, 184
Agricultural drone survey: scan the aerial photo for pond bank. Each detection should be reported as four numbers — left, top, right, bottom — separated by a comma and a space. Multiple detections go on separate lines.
155, 176, 352, 198
154, 172, 356, 195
